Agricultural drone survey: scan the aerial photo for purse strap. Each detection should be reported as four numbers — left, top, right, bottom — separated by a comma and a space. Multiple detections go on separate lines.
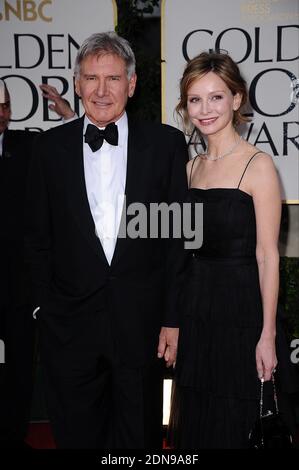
259, 374, 279, 418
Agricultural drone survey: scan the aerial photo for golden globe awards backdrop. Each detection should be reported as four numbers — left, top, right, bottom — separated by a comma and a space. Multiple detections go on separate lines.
161, 0, 299, 203
0, 0, 117, 130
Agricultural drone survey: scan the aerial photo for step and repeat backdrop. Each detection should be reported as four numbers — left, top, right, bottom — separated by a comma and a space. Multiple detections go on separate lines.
1, 0, 298, 202
0, 0, 116, 130
161, 0, 299, 203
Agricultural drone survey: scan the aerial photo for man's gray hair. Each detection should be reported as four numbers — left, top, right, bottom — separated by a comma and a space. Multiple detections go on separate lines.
74, 31, 136, 79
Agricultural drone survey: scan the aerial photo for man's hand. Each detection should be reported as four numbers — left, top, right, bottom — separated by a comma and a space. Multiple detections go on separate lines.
39, 84, 76, 120
157, 327, 179, 367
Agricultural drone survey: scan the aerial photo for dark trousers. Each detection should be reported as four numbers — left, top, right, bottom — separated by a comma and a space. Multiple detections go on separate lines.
0, 243, 36, 444
38, 308, 164, 449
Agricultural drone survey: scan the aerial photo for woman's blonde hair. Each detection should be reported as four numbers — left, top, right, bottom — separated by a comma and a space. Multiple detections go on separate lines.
176, 51, 249, 134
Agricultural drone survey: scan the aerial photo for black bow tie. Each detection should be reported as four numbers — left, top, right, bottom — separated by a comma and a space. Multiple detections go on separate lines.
84, 122, 118, 152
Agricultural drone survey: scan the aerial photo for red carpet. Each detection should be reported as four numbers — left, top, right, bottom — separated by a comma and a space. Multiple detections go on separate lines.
25, 422, 56, 449
25, 423, 168, 449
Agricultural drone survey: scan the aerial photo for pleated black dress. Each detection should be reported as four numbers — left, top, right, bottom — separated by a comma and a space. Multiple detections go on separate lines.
169, 153, 298, 449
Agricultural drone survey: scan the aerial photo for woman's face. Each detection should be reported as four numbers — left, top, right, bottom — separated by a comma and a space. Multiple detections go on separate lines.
186, 71, 241, 136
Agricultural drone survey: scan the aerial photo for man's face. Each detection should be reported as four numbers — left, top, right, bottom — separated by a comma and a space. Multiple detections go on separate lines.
75, 53, 137, 127
0, 90, 11, 134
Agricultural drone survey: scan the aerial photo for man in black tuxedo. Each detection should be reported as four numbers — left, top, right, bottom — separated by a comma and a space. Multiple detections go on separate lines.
26, 31, 189, 449
0, 78, 38, 448
0, 79, 75, 448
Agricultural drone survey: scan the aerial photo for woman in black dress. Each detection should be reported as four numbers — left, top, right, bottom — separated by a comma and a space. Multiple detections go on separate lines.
168, 51, 294, 449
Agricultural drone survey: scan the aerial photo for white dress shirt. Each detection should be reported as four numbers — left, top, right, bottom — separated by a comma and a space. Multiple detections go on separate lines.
83, 113, 128, 265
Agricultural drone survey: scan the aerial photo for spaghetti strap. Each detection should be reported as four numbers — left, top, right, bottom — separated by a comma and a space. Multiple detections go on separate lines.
188, 155, 199, 189
237, 151, 263, 189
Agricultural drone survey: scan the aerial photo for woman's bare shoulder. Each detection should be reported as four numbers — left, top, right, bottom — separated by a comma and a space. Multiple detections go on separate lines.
246, 148, 280, 197
247, 148, 275, 171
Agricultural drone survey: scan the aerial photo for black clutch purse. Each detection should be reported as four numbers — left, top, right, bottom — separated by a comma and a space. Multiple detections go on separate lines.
248, 375, 293, 449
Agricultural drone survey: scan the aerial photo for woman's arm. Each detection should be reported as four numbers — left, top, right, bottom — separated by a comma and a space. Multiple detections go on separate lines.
250, 153, 281, 381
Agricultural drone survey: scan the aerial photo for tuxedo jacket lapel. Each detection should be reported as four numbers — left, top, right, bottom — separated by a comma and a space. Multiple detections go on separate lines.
111, 117, 152, 267
64, 116, 153, 268
125, 117, 151, 204
65, 116, 109, 266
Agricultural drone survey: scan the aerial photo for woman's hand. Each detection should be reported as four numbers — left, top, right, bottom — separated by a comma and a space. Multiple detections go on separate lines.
256, 335, 277, 381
